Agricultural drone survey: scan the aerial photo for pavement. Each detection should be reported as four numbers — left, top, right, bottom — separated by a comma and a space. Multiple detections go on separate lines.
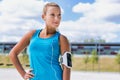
0, 68, 120, 80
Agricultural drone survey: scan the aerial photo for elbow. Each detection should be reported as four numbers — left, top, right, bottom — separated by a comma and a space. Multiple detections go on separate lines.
9, 50, 17, 60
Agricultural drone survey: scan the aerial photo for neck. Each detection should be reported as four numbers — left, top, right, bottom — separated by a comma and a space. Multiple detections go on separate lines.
44, 27, 56, 35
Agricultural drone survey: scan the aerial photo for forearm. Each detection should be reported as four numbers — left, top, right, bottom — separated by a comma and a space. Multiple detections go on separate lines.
63, 67, 71, 80
9, 53, 26, 78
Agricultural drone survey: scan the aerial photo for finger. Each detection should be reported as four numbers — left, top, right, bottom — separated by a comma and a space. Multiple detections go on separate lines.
24, 73, 34, 79
29, 73, 34, 77
29, 69, 33, 72
28, 72, 34, 77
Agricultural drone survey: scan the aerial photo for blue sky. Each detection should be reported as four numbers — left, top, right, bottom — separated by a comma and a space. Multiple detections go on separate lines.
0, 0, 120, 43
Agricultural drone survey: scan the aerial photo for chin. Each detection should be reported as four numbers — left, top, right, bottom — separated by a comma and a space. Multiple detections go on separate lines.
52, 25, 59, 29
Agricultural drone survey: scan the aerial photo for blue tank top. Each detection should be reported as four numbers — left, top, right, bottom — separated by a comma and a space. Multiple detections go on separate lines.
27, 29, 63, 80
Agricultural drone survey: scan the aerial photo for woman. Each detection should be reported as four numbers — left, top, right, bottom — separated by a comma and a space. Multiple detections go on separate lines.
9, 2, 71, 80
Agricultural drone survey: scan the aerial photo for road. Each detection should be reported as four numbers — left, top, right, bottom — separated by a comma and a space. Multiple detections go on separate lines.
0, 68, 120, 80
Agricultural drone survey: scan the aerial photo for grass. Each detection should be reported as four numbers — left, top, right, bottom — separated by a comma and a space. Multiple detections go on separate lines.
0, 54, 29, 68
0, 54, 120, 72
72, 55, 119, 72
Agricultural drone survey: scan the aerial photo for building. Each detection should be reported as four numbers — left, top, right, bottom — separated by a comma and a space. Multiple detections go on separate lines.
0, 42, 16, 54
71, 43, 120, 55
0, 42, 120, 55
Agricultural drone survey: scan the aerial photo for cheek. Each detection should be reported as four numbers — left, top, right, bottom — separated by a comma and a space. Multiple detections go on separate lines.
46, 19, 52, 23
45, 19, 53, 25
46, 17, 53, 21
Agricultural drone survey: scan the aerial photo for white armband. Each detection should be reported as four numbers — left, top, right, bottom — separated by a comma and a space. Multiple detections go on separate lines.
60, 51, 72, 68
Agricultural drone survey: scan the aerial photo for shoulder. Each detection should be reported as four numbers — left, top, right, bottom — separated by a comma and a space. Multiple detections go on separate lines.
11, 30, 37, 52
27, 29, 36, 35
59, 34, 70, 54
59, 34, 70, 47
24, 29, 36, 39
60, 34, 69, 42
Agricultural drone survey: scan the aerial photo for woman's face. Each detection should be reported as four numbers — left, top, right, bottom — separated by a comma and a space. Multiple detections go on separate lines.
43, 6, 61, 30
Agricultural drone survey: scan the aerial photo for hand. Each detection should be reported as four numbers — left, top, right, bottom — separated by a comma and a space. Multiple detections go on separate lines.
24, 69, 34, 80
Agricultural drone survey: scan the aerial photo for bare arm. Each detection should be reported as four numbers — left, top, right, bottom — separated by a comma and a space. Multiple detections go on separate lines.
60, 35, 71, 80
9, 30, 36, 79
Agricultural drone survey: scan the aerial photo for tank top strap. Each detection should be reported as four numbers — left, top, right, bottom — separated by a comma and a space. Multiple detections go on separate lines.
55, 31, 60, 40
31, 29, 61, 40
31, 29, 41, 39
57, 31, 60, 35
55, 31, 61, 46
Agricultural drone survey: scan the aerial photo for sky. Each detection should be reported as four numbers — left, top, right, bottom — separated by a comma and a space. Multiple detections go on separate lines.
0, 0, 120, 43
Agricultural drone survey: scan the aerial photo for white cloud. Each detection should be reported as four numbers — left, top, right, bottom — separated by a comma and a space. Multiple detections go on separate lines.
73, 3, 92, 13
59, 19, 120, 42
67, 0, 120, 42
0, 0, 65, 42
0, 0, 44, 16
95, 0, 120, 3
0, 0, 45, 42
73, 0, 120, 20
102, 33, 118, 42
0, 0, 120, 43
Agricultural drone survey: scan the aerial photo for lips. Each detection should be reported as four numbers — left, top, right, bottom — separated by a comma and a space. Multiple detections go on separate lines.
54, 22, 59, 24
53, 22, 59, 26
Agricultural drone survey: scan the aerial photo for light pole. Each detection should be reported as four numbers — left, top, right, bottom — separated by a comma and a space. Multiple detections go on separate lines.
96, 37, 101, 72
98, 41, 100, 72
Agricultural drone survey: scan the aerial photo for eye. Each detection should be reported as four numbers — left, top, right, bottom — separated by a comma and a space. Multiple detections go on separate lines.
50, 14, 55, 17
58, 14, 61, 17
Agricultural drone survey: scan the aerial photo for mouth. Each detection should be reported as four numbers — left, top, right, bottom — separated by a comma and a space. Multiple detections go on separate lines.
53, 22, 59, 26
54, 22, 58, 24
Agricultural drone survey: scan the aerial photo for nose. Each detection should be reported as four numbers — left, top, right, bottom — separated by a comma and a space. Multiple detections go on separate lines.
54, 16, 61, 21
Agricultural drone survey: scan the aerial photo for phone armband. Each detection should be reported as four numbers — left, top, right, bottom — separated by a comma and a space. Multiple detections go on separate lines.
60, 51, 72, 68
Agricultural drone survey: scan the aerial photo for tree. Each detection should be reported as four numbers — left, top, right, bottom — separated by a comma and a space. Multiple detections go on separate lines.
83, 38, 106, 43
83, 54, 89, 71
90, 50, 99, 71
115, 53, 120, 72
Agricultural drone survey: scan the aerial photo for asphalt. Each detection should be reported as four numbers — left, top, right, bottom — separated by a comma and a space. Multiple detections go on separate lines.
0, 68, 120, 80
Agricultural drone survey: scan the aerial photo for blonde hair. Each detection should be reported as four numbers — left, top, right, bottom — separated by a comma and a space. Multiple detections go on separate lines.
43, 2, 61, 14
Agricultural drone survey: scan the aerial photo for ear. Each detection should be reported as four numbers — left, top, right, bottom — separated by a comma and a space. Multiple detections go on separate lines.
42, 14, 46, 20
